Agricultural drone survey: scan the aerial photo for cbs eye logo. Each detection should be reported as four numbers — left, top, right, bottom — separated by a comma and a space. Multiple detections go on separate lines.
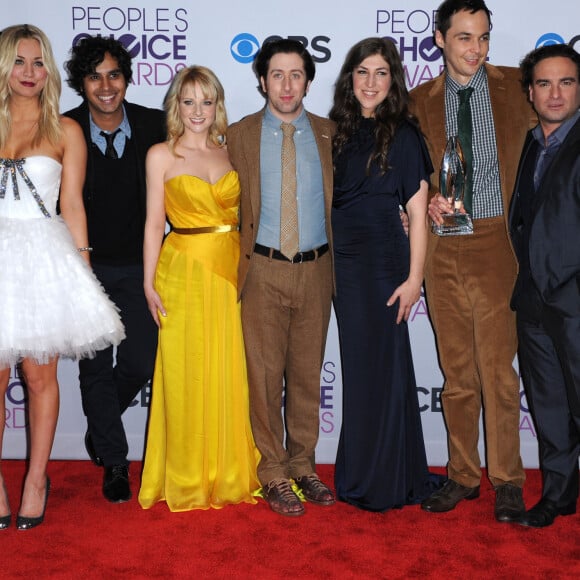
535, 33, 565, 48
230, 33, 261, 64
230, 33, 331, 64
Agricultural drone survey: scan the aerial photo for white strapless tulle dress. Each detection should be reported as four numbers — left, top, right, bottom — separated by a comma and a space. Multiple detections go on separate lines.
0, 156, 125, 367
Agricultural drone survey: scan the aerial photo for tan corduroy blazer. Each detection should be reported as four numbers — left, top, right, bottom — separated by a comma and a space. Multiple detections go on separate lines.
409, 63, 536, 262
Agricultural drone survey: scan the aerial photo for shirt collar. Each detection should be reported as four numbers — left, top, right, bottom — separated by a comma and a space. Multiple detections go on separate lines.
532, 109, 580, 148
89, 104, 131, 142
445, 65, 487, 96
263, 104, 308, 133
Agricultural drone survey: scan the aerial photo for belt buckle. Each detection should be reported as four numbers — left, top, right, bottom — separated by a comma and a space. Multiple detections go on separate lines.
293, 251, 304, 264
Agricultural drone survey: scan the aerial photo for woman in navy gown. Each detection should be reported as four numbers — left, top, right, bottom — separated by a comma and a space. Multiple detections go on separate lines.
330, 37, 443, 511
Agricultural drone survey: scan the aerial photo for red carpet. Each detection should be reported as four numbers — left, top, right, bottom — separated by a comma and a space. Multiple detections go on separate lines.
0, 461, 578, 579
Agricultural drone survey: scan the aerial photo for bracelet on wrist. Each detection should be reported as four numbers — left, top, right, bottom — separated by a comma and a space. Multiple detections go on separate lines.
77, 246, 93, 253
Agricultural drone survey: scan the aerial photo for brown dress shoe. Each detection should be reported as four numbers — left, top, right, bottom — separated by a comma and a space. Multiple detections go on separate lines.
421, 479, 479, 512
494, 484, 525, 522
295, 474, 335, 506
263, 479, 305, 517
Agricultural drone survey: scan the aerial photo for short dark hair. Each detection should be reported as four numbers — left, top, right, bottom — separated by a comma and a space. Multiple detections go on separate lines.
253, 38, 315, 83
436, 0, 492, 37
65, 36, 133, 96
520, 43, 580, 92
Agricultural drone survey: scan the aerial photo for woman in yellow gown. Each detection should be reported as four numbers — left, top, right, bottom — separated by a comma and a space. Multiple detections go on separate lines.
138, 66, 260, 511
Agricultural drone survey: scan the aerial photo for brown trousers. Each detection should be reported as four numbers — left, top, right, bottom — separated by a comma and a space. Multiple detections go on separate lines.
241, 251, 333, 485
425, 217, 525, 488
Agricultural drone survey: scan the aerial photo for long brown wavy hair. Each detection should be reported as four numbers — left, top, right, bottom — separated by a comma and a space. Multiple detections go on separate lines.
329, 37, 416, 173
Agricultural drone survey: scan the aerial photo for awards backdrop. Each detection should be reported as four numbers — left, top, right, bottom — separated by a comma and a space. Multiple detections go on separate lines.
3, 0, 579, 466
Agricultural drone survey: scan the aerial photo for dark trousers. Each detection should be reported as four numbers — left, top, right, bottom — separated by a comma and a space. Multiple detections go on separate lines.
79, 263, 158, 467
516, 285, 580, 508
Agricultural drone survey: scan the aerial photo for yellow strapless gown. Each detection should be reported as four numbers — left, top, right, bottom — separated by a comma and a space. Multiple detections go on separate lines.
138, 170, 260, 511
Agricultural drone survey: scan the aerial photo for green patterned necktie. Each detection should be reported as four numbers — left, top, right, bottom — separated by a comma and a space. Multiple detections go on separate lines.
457, 87, 474, 215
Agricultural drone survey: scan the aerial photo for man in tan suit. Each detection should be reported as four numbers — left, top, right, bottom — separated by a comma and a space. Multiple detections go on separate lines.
409, 0, 534, 521
228, 39, 335, 517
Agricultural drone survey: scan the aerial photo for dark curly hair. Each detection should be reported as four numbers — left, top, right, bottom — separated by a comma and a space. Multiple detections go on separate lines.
253, 38, 315, 86
329, 37, 415, 173
520, 43, 580, 94
65, 36, 133, 96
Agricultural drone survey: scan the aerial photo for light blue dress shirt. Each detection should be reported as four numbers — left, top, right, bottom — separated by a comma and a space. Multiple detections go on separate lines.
89, 105, 132, 157
257, 106, 327, 251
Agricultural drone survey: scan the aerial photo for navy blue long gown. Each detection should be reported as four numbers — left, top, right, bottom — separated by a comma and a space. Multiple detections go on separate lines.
332, 117, 442, 512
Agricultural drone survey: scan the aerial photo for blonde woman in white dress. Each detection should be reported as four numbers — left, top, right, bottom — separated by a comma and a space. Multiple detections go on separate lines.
0, 24, 125, 531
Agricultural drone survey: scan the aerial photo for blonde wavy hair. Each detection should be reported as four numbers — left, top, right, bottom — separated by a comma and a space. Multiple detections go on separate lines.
164, 65, 227, 155
0, 24, 62, 150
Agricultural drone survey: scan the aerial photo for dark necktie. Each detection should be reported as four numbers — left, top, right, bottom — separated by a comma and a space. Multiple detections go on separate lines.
457, 87, 474, 214
533, 143, 558, 191
100, 129, 121, 159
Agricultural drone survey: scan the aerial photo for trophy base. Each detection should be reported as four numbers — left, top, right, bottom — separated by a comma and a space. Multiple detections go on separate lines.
432, 213, 474, 236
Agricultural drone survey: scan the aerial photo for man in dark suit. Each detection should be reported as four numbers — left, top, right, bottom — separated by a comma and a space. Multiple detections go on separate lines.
509, 43, 580, 528
64, 37, 165, 503
228, 39, 335, 517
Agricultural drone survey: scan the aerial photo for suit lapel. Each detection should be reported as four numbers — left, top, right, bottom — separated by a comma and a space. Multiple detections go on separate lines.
306, 113, 334, 222
508, 131, 534, 229
241, 112, 264, 230
424, 77, 447, 184
487, 66, 513, 215
533, 117, 580, 212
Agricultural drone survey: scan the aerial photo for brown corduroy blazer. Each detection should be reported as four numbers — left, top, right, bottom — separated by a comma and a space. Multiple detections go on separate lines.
409, 63, 536, 262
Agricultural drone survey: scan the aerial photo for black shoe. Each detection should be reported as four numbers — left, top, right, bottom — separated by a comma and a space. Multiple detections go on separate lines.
16, 477, 50, 530
495, 483, 525, 523
0, 483, 10, 530
103, 465, 131, 503
85, 430, 103, 467
421, 479, 480, 513
517, 497, 576, 528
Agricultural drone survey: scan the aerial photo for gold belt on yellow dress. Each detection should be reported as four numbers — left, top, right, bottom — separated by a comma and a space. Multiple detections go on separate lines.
172, 225, 238, 234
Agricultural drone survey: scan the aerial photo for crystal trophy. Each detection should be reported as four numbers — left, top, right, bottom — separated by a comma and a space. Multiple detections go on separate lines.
432, 136, 474, 236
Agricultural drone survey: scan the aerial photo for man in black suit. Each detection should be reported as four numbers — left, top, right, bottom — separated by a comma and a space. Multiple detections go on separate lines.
509, 43, 580, 528
64, 37, 165, 503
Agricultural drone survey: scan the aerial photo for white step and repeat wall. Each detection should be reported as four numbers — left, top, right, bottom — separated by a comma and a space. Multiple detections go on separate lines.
3, 0, 579, 466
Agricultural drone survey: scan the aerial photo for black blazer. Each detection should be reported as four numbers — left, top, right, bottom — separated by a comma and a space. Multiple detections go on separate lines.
64, 100, 166, 223
509, 116, 580, 316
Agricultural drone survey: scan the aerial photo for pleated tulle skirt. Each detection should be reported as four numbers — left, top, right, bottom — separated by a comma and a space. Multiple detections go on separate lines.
0, 216, 125, 367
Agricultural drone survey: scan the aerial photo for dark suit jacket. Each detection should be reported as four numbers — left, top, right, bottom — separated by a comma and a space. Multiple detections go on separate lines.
409, 64, 536, 265
64, 100, 165, 226
509, 116, 580, 316
227, 109, 336, 299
